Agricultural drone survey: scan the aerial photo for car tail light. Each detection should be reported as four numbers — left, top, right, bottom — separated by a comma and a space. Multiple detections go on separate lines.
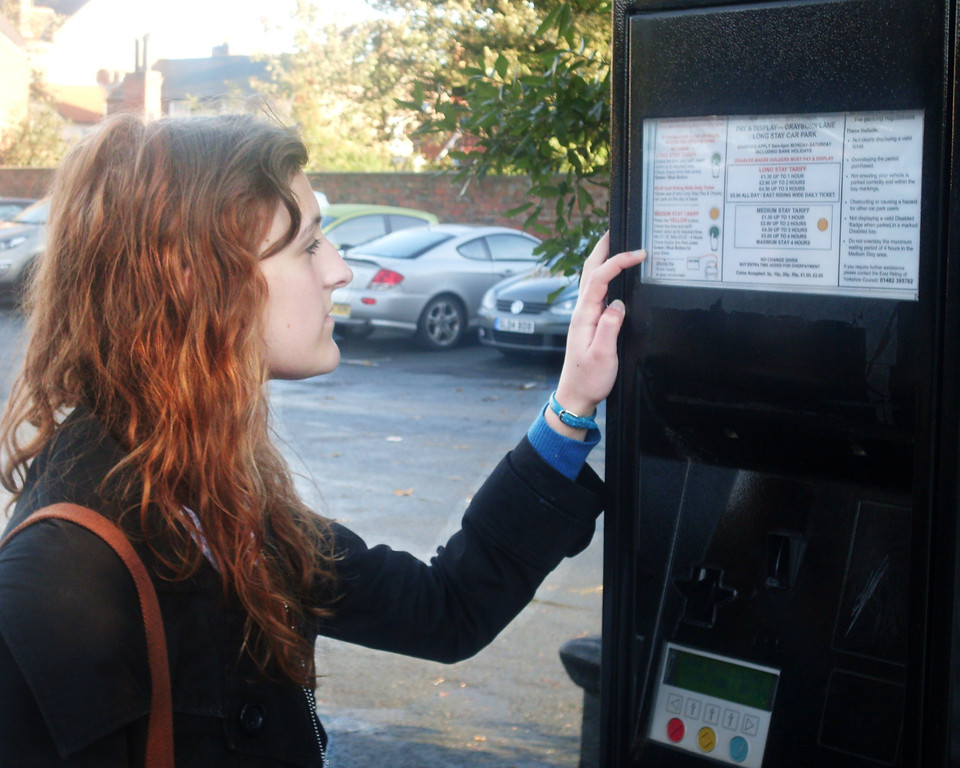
368, 269, 403, 289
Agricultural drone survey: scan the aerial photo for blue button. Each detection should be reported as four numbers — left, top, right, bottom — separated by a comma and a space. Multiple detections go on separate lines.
730, 736, 749, 763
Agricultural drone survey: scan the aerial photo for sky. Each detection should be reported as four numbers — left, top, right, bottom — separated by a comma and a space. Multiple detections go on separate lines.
41, 0, 382, 86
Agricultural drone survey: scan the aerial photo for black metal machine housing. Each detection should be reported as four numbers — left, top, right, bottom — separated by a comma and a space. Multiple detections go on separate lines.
605, 1, 960, 765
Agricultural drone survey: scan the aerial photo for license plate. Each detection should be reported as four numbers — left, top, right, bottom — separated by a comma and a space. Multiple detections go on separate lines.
331, 303, 351, 318
495, 317, 535, 334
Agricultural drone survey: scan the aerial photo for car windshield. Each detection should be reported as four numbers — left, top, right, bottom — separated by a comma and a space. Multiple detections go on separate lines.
13, 200, 49, 225
354, 229, 454, 259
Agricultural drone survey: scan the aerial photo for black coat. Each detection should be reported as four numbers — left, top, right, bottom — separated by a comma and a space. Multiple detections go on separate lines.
0, 409, 605, 766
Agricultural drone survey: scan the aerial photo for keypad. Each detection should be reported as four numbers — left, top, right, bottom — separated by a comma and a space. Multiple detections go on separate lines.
647, 644, 778, 768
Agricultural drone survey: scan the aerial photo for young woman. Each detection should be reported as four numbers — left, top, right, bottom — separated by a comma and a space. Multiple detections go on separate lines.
0, 113, 644, 766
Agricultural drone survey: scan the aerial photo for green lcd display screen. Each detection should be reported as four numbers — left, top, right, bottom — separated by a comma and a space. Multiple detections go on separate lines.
664, 648, 779, 711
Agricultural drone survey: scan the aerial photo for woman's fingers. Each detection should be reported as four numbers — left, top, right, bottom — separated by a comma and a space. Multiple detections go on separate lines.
554, 239, 645, 419
575, 245, 646, 329
589, 297, 627, 353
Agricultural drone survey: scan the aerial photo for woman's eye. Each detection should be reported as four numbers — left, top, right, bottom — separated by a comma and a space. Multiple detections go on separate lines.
307, 239, 321, 255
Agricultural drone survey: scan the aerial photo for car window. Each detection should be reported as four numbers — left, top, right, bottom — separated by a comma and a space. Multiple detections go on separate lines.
486, 234, 539, 262
355, 228, 454, 259
325, 215, 387, 249
388, 214, 431, 232
13, 200, 49, 225
0, 205, 23, 221
457, 238, 489, 261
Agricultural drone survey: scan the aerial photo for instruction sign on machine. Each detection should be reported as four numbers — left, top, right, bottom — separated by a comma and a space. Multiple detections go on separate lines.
641, 110, 923, 300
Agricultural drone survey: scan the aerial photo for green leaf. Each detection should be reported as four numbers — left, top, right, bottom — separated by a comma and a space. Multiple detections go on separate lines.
535, 6, 562, 36
505, 201, 534, 217
557, 4, 573, 37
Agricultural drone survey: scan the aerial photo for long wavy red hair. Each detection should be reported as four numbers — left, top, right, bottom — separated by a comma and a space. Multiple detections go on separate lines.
0, 112, 337, 685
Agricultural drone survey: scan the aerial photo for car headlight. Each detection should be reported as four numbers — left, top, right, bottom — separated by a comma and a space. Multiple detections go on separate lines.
0, 235, 27, 251
549, 297, 577, 316
480, 287, 497, 311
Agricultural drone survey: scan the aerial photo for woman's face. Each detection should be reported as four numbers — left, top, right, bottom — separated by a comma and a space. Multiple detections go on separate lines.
259, 172, 353, 379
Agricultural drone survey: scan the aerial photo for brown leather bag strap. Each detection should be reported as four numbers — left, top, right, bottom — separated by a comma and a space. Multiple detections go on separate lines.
0, 502, 174, 768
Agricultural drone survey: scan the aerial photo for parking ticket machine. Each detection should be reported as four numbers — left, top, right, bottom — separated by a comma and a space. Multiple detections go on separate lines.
604, 0, 960, 765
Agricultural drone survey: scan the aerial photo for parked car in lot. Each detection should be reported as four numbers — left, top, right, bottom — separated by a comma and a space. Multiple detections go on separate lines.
322, 204, 438, 251
313, 190, 330, 214
0, 197, 36, 222
333, 224, 542, 349
0, 198, 49, 293
477, 262, 578, 356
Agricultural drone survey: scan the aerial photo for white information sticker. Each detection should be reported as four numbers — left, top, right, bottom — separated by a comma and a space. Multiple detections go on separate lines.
640, 111, 924, 300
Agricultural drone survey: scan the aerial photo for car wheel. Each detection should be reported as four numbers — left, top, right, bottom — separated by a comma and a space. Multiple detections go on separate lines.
417, 295, 466, 350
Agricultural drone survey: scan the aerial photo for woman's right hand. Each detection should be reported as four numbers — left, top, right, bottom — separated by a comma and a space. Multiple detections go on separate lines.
547, 233, 645, 439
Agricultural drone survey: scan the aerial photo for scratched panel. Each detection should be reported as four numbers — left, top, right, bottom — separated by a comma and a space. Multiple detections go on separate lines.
832, 502, 911, 665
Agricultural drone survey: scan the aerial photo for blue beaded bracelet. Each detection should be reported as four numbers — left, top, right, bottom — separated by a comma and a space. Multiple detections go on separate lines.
548, 391, 598, 431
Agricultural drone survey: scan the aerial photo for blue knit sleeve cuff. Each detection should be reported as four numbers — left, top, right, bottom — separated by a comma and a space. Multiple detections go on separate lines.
527, 405, 600, 480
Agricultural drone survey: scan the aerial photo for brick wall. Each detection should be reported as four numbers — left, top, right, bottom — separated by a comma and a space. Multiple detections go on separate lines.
310, 171, 608, 230
308, 171, 538, 229
0, 168, 609, 231
0, 167, 52, 198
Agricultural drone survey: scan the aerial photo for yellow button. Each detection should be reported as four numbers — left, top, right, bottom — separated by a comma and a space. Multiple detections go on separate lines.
698, 726, 716, 752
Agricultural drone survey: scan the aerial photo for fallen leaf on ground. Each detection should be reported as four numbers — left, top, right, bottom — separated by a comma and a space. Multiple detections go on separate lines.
569, 585, 603, 595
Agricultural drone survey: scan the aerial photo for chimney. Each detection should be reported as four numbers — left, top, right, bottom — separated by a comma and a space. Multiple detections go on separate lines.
109, 34, 162, 121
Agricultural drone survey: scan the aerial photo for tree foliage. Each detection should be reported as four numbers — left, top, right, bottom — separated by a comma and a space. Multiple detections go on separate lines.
1, 0, 65, 42
0, 74, 68, 168
403, 1, 612, 272
260, 1, 436, 171
264, 0, 613, 270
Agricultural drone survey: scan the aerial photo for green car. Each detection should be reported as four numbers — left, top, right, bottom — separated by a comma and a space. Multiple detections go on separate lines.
321, 203, 439, 251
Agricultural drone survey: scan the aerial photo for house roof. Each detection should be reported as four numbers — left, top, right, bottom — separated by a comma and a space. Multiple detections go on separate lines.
152, 55, 269, 102
57, 101, 102, 123
51, 84, 105, 123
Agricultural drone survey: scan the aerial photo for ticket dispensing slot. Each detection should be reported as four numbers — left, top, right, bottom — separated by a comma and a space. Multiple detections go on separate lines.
603, 1, 957, 766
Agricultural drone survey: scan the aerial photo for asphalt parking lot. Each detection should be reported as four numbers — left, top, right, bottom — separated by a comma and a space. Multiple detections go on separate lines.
0, 308, 604, 768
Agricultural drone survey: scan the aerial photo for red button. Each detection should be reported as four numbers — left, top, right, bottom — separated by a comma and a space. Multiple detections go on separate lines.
667, 717, 685, 743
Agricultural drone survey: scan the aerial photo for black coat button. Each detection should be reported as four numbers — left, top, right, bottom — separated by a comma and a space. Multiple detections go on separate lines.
239, 701, 266, 735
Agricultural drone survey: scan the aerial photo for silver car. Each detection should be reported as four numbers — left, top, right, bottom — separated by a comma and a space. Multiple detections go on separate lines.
477, 265, 578, 356
333, 224, 541, 350
0, 199, 49, 293
0, 198, 36, 223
